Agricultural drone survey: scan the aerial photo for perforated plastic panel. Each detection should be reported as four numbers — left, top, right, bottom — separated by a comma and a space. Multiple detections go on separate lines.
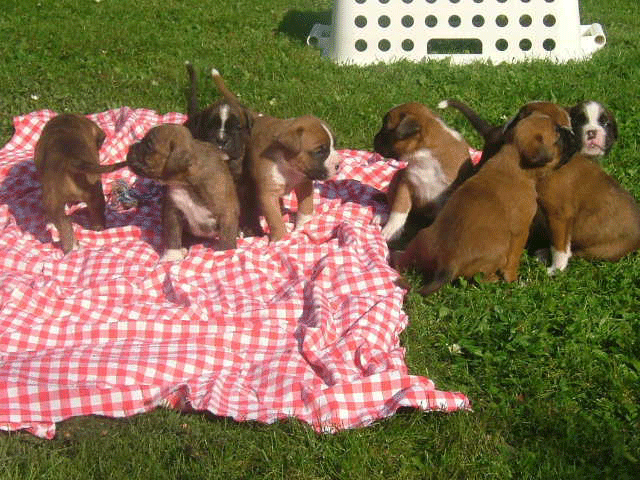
308, 0, 606, 65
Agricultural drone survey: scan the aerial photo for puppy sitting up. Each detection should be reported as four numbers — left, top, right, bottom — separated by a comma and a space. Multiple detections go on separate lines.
373, 102, 472, 241
247, 114, 340, 242
34, 113, 128, 254
394, 112, 576, 295
537, 154, 640, 273
127, 124, 240, 261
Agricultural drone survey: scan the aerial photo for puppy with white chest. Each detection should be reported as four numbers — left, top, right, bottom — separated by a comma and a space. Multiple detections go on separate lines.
394, 112, 576, 295
247, 114, 341, 241
34, 113, 128, 254
127, 124, 239, 261
373, 102, 471, 241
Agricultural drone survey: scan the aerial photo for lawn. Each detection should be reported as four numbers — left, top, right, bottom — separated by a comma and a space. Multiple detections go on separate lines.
0, 0, 639, 478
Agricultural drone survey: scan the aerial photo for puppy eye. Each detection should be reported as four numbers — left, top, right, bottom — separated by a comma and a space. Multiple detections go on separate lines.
311, 145, 329, 160
598, 114, 610, 126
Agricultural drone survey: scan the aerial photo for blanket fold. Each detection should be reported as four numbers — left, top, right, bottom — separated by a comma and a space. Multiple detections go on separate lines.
0, 108, 469, 439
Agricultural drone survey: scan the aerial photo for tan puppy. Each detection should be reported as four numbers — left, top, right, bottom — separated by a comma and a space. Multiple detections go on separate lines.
127, 124, 239, 260
34, 113, 128, 254
373, 102, 471, 241
537, 155, 640, 273
395, 112, 576, 295
247, 114, 340, 241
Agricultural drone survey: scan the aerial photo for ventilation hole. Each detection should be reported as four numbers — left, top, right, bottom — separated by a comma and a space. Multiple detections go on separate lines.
520, 15, 532, 27
355, 39, 367, 52
402, 0, 413, 3
521, 0, 531, 3
428, 38, 483, 55
496, 39, 508, 51
355, 16, 367, 28
426, 0, 436, 3
472, 15, 485, 27
543, 15, 556, 27
450, 0, 460, 3
379, 0, 390, 4
425, 15, 437, 28
356, 0, 366, 3
497, 0, 507, 3
378, 15, 390, 28
545, 0, 555, 2
378, 39, 391, 51
402, 39, 414, 51
543, 39, 556, 51
496, 15, 508, 27
449, 15, 461, 28
519, 39, 532, 51
402, 15, 414, 28
474, 0, 483, 3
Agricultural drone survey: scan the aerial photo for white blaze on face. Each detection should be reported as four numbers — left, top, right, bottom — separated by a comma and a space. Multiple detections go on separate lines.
321, 123, 341, 179
581, 101, 607, 156
217, 104, 230, 142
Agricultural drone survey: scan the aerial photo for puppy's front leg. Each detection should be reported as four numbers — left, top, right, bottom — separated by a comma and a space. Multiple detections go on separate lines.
259, 190, 287, 241
160, 195, 187, 262
86, 185, 107, 231
294, 179, 314, 231
546, 214, 573, 274
382, 172, 412, 241
217, 214, 239, 250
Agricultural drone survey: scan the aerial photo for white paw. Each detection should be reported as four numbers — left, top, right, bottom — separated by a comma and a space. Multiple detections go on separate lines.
381, 211, 408, 242
294, 213, 313, 231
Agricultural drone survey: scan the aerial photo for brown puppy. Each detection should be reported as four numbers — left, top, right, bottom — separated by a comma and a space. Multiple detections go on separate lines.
34, 113, 128, 254
395, 112, 576, 295
127, 124, 239, 261
373, 102, 471, 241
247, 114, 340, 242
537, 155, 640, 273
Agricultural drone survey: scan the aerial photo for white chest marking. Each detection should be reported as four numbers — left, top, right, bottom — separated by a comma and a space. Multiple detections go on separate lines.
169, 186, 218, 238
404, 149, 449, 206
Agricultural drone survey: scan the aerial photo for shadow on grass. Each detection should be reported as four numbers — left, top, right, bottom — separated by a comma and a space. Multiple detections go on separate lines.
277, 10, 332, 44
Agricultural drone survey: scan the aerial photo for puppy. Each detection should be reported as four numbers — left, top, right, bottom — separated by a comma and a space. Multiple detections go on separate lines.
127, 124, 240, 260
184, 63, 262, 236
568, 100, 618, 157
394, 112, 576, 295
247, 114, 340, 241
34, 113, 128, 254
184, 62, 254, 175
537, 155, 640, 273
373, 102, 472, 241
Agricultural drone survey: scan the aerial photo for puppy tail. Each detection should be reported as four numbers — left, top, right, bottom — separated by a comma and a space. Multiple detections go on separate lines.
438, 99, 495, 140
185, 61, 199, 118
72, 160, 130, 174
211, 68, 242, 108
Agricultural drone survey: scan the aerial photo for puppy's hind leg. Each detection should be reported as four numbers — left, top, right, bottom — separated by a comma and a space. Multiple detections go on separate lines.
86, 185, 107, 231
419, 269, 453, 296
52, 211, 77, 254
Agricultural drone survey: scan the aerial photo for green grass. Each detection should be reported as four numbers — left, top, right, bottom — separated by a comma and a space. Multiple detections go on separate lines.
1, 0, 639, 478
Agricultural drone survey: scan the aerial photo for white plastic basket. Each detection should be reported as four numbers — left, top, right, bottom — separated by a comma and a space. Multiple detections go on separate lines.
308, 0, 606, 65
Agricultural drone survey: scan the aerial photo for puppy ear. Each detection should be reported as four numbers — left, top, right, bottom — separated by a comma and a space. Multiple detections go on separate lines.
395, 116, 421, 140
165, 139, 196, 175
92, 124, 106, 150
263, 126, 303, 161
556, 125, 578, 166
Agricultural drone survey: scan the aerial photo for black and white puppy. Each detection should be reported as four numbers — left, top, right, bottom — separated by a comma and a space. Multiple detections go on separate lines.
568, 100, 618, 158
183, 62, 255, 179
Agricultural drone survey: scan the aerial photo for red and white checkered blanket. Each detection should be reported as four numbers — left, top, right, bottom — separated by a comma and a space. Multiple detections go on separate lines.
0, 108, 470, 439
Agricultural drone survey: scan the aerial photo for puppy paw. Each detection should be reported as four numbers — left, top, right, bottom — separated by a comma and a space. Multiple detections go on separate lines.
380, 211, 408, 242
294, 213, 313, 231
159, 248, 188, 262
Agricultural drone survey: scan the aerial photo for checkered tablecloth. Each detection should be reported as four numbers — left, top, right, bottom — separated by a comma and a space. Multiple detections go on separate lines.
0, 108, 470, 439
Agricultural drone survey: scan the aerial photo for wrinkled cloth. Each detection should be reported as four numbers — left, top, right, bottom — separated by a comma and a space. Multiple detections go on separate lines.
0, 108, 470, 439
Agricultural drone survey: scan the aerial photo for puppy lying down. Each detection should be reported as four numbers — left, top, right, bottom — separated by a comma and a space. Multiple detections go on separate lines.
127, 124, 240, 261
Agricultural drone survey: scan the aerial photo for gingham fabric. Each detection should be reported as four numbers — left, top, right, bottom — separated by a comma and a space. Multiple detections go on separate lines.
0, 108, 470, 439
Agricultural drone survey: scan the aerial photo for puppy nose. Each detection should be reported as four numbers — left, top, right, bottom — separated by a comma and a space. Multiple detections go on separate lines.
586, 129, 597, 140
